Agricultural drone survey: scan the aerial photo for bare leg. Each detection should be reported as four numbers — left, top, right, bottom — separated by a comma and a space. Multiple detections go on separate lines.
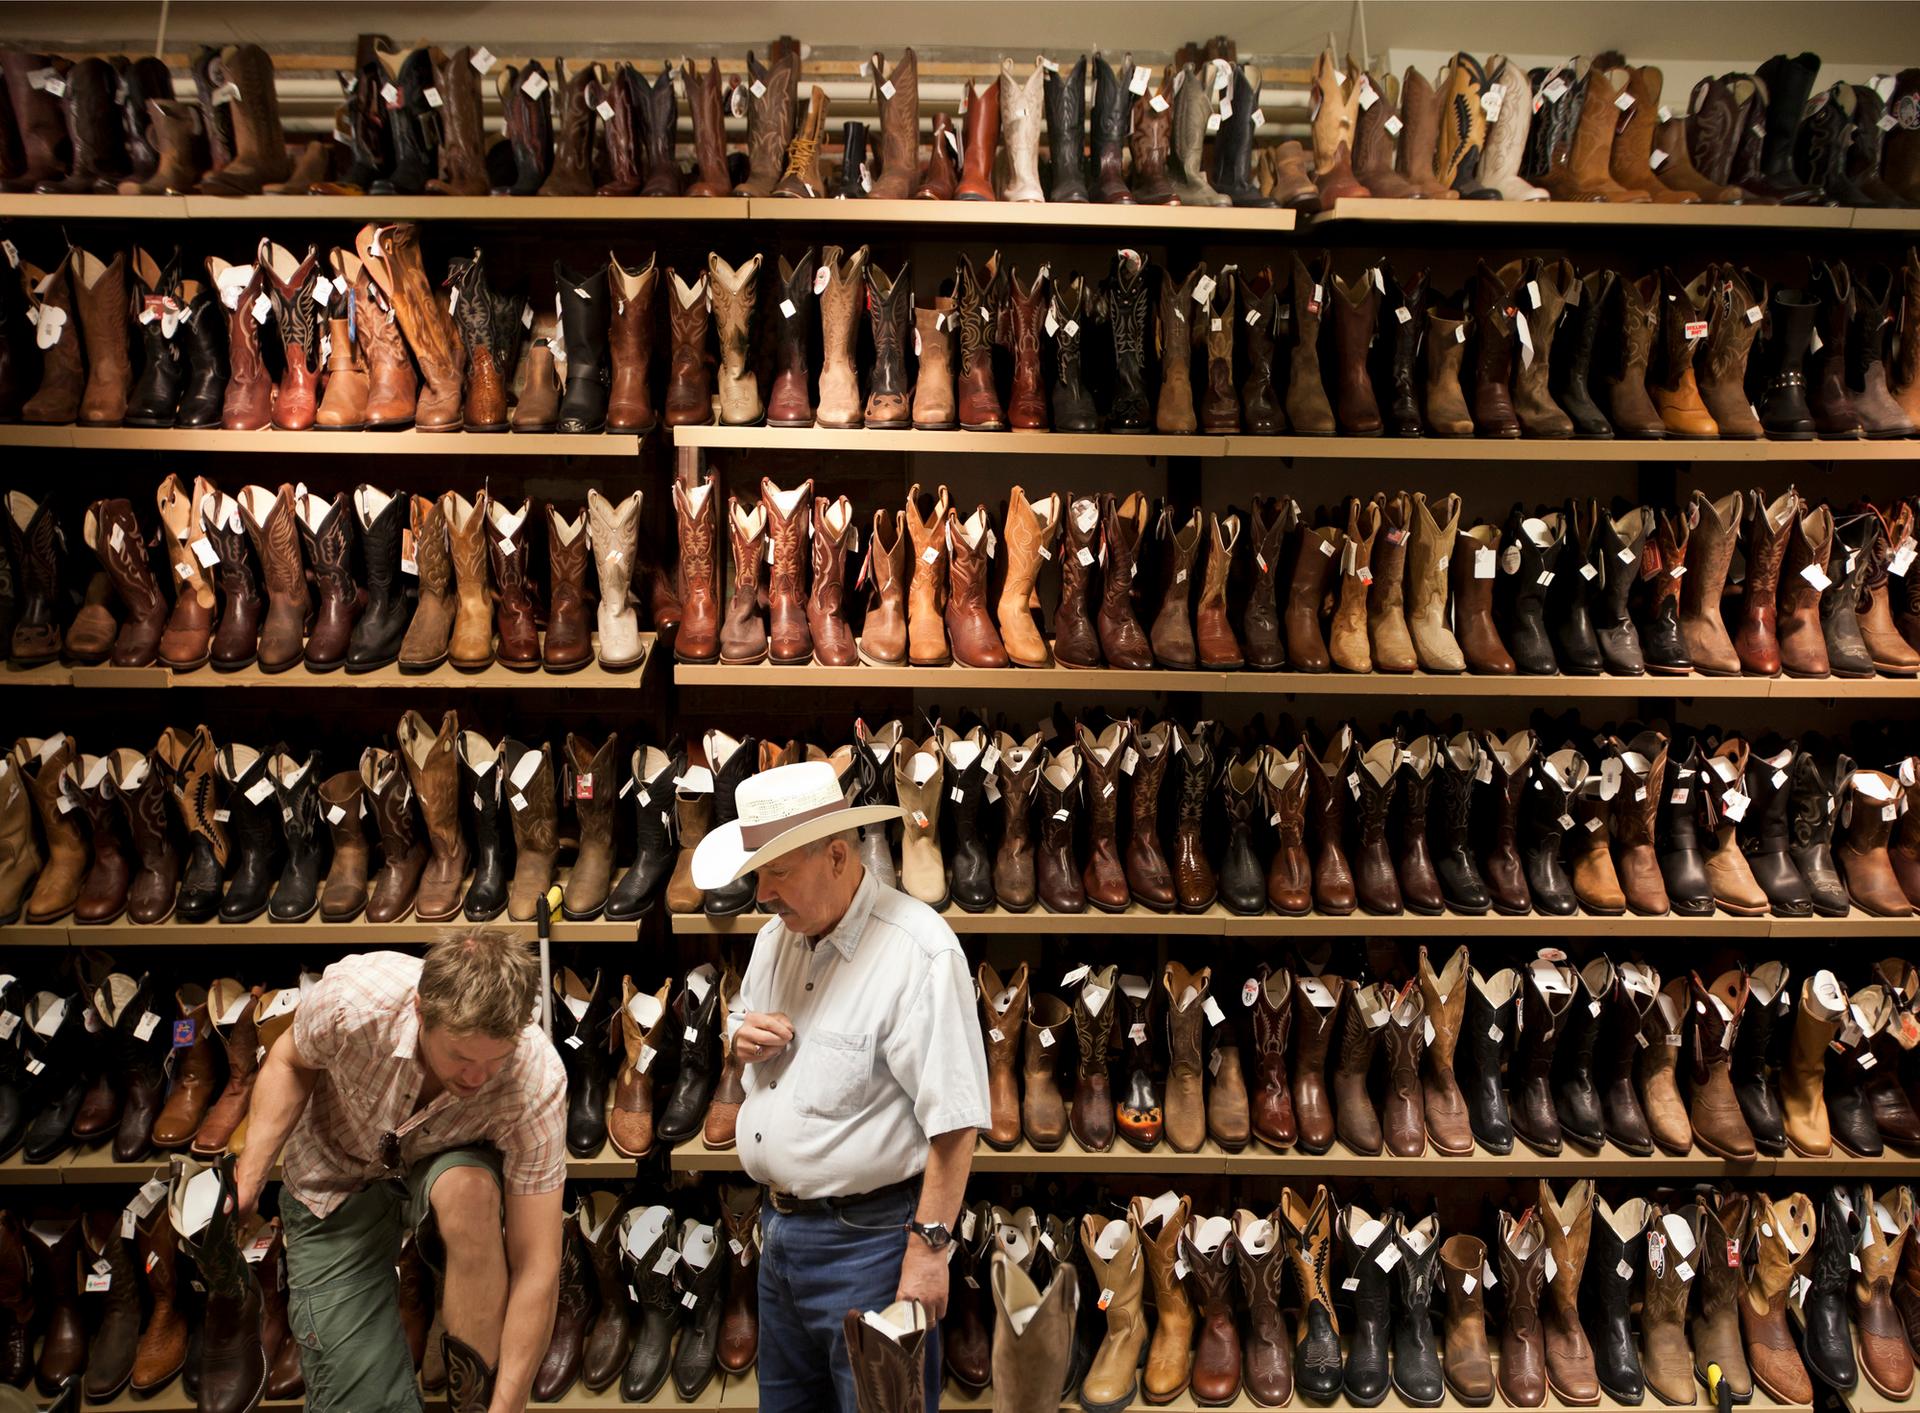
428, 1164, 509, 1365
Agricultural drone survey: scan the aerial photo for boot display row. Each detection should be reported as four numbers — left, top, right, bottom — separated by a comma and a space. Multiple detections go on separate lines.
1309, 47, 1920, 211
0, 42, 295, 197
0, 1174, 761, 1408
0, 1154, 278, 1406
10, 40, 1920, 213
1, 478, 670, 675
933, 1176, 1915, 1412
964, 949, 1920, 1163
530, 1184, 761, 1403
547, 962, 741, 1162
8, 238, 1918, 441
0, 956, 304, 1165
0, 713, 689, 932
1300, 251, 1920, 442
664, 712, 1920, 921
677, 479, 1920, 679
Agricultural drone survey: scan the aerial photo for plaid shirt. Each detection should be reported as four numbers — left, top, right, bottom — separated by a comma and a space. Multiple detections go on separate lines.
282, 952, 567, 1218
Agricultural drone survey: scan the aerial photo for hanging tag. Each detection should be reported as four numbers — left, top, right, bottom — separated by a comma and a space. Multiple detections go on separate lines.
134, 1012, 163, 1042
595, 99, 615, 121
423, 86, 444, 109
1482, 83, 1506, 123
471, 47, 496, 74
1889, 539, 1917, 576
1384, 113, 1404, 136
1129, 67, 1150, 96
1202, 996, 1226, 1027
521, 70, 549, 100
1799, 562, 1832, 591
1720, 790, 1750, 823
1149, 92, 1169, 113
1515, 315, 1535, 366
1356, 80, 1378, 112
1579, 563, 1599, 582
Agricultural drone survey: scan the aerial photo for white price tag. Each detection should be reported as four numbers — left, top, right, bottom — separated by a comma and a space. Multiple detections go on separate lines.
1129, 67, 1150, 96
521, 71, 549, 100
471, 47, 496, 74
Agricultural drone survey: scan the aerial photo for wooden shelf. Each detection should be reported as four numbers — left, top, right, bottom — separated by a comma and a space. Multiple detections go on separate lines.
8, 903, 1902, 949
673, 424, 1226, 456
1225, 434, 1920, 461
1309, 196, 1870, 231
12, 191, 1916, 238
0, 192, 1290, 233
676, 423, 1920, 459
674, 659, 1918, 698
743, 197, 1297, 232
674, 1136, 1901, 1179
0, 425, 644, 455
668, 905, 1858, 937
89, 1374, 752, 1411
53, 910, 643, 946
55, 639, 653, 690
9, 1138, 637, 1186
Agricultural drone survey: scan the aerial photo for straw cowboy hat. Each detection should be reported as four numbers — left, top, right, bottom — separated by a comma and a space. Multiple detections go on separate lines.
690, 759, 901, 889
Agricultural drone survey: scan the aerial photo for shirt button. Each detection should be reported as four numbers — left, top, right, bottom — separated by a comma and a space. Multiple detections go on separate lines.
806, 983, 814, 991
770, 1081, 778, 1090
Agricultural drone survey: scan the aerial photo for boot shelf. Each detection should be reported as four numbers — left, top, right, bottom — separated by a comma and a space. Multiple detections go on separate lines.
667, 906, 1913, 938
673, 659, 1920, 698
673, 423, 1920, 461
83, 1374, 747, 1410
668, 1134, 1816, 1178
11, 191, 1920, 237
8, 636, 655, 690
13, 1134, 1920, 1191
937, 1376, 1808, 1412
1309, 195, 1888, 233
0, 425, 645, 455
0, 191, 1296, 232
5, 1133, 646, 1187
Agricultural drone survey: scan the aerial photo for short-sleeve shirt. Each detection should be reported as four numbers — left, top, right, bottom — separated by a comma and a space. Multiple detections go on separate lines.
733, 870, 992, 1199
283, 952, 567, 1218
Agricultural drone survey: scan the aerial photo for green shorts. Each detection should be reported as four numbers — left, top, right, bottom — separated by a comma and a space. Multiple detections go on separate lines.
281, 1147, 503, 1413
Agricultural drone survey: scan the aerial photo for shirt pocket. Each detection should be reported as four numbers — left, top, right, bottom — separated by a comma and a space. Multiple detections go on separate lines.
794, 1029, 874, 1119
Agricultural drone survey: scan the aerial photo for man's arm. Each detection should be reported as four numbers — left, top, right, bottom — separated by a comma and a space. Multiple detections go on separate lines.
232, 1028, 320, 1219
489, 1185, 563, 1413
895, 1126, 974, 1319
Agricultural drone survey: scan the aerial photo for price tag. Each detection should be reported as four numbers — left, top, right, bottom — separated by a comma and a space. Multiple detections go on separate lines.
134, 1011, 163, 1042
424, 87, 444, 109
1203, 996, 1225, 1026
1800, 563, 1832, 591
471, 47, 496, 74
595, 99, 615, 122
521, 71, 549, 100
1149, 92, 1169, 113
1482, 83, 1506, 123
1129, 67, 1150, 96
1720, 790, 1750, 823
85, 1273, 112, 1293
380, 82, 401, 106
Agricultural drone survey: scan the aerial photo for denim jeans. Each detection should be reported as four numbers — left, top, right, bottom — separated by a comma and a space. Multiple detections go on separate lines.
757, 1187, 943, 1413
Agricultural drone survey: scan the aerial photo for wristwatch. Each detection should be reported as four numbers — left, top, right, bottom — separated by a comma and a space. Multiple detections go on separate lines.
907, 1220, 953, 1251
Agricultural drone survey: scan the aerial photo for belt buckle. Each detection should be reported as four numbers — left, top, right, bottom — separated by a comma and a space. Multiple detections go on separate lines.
770, 1190, 800, 1215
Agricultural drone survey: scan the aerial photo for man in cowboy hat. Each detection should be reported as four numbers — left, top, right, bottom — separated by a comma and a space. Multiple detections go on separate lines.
692, 758, 990, 1413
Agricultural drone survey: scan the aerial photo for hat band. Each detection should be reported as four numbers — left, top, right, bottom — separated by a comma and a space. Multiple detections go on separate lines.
738, 797, 848, 849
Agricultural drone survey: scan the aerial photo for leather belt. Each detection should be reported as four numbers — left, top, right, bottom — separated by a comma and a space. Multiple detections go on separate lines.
767, 1175, 921, 1217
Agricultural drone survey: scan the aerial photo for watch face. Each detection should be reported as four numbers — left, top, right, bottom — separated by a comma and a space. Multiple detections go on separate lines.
915, 1222, 952, 1249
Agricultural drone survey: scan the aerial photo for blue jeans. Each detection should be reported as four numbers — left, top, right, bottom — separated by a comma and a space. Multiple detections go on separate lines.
757, 1188, 943, 1413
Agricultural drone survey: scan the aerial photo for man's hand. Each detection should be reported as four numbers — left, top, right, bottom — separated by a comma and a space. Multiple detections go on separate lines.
897, 1237, 950, 1319
732, 1012, 795, 1065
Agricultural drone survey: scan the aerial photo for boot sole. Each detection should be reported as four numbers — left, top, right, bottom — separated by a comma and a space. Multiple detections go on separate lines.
1343, 1381, 1388, 1408
1080, 1384, 1142, 1413
73, 906, 129, 925
399, 656, 450, 675
1692, 1132, 1762, 1161
1549, 1378, 1603, 1406
345, 656, 400, 675
1445, 1378, 1495, 1406
1144, 1378, 1193, 1406
1393, 1375, 1447, 1407
269, 903, 320, 924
